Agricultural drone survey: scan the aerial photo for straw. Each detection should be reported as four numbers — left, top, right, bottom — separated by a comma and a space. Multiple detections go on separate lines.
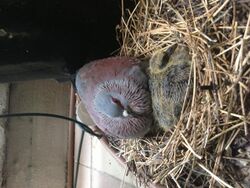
109, 0, 250, 187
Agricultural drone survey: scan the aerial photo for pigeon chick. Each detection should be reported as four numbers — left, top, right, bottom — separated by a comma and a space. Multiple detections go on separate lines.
149, 45, 192, 130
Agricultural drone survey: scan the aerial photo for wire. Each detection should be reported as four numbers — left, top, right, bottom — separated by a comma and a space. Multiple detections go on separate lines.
0, 112, 102, 139
74, 130, 84, 188
0, 112, 102, 188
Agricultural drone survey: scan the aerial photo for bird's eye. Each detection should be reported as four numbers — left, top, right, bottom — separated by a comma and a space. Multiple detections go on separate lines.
111, 97, 124, 109
111, 97, 119, 103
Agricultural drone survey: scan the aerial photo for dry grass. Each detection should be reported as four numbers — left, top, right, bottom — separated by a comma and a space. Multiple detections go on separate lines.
110, 0, 250, 187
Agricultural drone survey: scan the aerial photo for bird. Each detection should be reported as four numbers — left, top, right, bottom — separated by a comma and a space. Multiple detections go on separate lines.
149, 44, 192, 130
75, 56, 153, 138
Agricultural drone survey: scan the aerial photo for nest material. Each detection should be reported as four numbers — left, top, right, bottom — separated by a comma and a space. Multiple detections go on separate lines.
110, 0, 250, 187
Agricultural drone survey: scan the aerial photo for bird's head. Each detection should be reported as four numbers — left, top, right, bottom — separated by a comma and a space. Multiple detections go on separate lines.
94, 91, 129, 118
76, 56, 153, 138
93, 78, 152, 138
149, 44, 178, 74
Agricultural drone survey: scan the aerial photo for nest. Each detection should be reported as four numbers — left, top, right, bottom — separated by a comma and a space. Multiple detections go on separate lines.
109, 0, 250, 187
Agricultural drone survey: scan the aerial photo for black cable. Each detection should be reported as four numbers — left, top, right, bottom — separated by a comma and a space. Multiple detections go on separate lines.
0, 112, 102, 188
74, 130, 84, 188
0, 112, 102, 139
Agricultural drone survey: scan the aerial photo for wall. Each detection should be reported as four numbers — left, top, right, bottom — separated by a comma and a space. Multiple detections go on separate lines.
0, 84, 9, 187
3, 80, 70, 188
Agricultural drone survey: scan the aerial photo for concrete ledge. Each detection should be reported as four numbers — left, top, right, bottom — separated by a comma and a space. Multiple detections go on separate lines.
5, 80, 69, 188
0, 84, 9, 186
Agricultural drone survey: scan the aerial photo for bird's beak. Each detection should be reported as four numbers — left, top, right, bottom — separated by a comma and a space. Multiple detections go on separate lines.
122, 110, 129, 117
160, 44, 178, 68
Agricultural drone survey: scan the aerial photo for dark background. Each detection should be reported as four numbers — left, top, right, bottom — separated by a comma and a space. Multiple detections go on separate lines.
0, 0, 134, 82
